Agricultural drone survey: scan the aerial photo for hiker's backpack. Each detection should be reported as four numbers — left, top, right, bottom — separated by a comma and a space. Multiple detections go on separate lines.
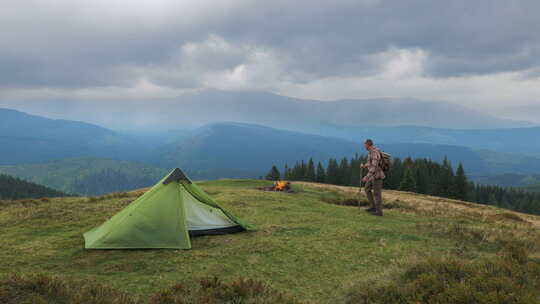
379, 151, 392, 172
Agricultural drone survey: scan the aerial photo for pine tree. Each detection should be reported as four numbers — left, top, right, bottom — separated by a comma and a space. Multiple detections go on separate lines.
305, 158, 316, 181
337, 158, 349, 185
454, 163, 468, 200
349, 156, 361, 187
292, 161, 301, 180
265, 165, 281, 181
386, 158, 403, 189
488, 192, 499, 206
399, 167, 417, 192
316, 162, 326, 183
326, 158, 339, 184
414, 163, 427, 194
299, 161, 307, 181
284, 164, 291, 180
434, 157, 454, 198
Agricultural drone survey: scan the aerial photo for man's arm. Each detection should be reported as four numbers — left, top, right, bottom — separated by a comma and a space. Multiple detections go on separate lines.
365, 151, 380, 181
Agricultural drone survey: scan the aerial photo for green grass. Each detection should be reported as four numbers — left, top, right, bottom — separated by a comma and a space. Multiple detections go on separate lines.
1, 179, 539, 303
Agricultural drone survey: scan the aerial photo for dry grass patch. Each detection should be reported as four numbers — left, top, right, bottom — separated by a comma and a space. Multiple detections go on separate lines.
489, 212, 529, 224
294, 182, 540, 229
0, 274, 137, 304
85, 191, 138, 203
0, 274, 303, 304
346, 243, 540, 304
150, 277, 303, 304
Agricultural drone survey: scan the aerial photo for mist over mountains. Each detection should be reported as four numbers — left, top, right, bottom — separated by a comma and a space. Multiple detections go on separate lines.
3, 90, 535, 131
500, 103, 540, 125
137, 90, 533, 130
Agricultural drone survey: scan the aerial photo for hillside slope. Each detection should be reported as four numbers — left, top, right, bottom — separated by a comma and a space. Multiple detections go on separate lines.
0, 108, 148, 164
1, 180, 538, 303
0, 108, 116, 144
0, 174, 68, 199
0, 158, 168, 195
152, 123, 361, 179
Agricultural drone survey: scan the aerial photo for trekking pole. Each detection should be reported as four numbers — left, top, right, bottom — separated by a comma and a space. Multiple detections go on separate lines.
359, 165, 365, 206
360, 166, 364, 188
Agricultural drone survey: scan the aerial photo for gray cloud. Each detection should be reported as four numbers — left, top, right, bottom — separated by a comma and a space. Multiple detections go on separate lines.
1, 0, 540, 90
1, 0, 540, 128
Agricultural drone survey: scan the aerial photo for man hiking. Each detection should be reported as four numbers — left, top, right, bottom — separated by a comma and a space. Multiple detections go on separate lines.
361, 139, 385, 216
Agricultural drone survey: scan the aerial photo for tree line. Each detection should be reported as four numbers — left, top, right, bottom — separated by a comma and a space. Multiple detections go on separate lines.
0, 174, 68, 200
266, 155, 540, 215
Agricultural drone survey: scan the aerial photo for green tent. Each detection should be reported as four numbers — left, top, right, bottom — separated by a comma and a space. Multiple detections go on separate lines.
84, 168, 250, 249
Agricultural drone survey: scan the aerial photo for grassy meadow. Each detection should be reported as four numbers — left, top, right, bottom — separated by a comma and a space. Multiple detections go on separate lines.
1, 179, 539, 303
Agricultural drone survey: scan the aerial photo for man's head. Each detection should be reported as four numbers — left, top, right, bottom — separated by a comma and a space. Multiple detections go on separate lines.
364, 139, 373, 151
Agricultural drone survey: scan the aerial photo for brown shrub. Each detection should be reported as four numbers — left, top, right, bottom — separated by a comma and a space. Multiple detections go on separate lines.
149, 277, 303, 304
0, 274, 302, 304
0, 274, 137, 304
346, 244, 540, 304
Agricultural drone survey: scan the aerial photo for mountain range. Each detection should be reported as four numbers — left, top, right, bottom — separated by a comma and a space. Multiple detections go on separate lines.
2, 104, 540, 194
151, 123, 540, 178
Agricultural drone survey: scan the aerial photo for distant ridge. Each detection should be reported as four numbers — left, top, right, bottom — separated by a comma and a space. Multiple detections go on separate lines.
0, 108, 149, 165
0, 108, 115, 142
2, 107, 540, 185
150, 122, 540, 179
0, 173, 68, 199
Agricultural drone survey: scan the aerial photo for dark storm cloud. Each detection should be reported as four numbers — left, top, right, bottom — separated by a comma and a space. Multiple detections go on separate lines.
1, 0, 539, 89
223, 0, 540, 78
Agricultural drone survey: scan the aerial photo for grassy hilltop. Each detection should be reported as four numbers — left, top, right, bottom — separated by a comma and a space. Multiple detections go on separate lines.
1, 180, 539, 303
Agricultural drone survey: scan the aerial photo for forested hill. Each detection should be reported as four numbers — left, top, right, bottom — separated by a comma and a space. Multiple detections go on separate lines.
0, 174, 68, 200
0, 158, 168, 196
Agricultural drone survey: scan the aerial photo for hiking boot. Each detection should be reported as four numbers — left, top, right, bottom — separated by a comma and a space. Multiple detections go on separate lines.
365, 207, 376, 213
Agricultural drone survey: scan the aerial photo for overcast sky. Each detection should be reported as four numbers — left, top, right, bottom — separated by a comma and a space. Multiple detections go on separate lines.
1, 0, 539, 122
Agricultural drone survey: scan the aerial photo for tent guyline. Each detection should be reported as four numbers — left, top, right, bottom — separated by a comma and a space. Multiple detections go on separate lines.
84, 168, 250, 249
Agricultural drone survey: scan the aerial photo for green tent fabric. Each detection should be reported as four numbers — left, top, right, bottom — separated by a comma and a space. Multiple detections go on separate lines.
83, 168, 251, 249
